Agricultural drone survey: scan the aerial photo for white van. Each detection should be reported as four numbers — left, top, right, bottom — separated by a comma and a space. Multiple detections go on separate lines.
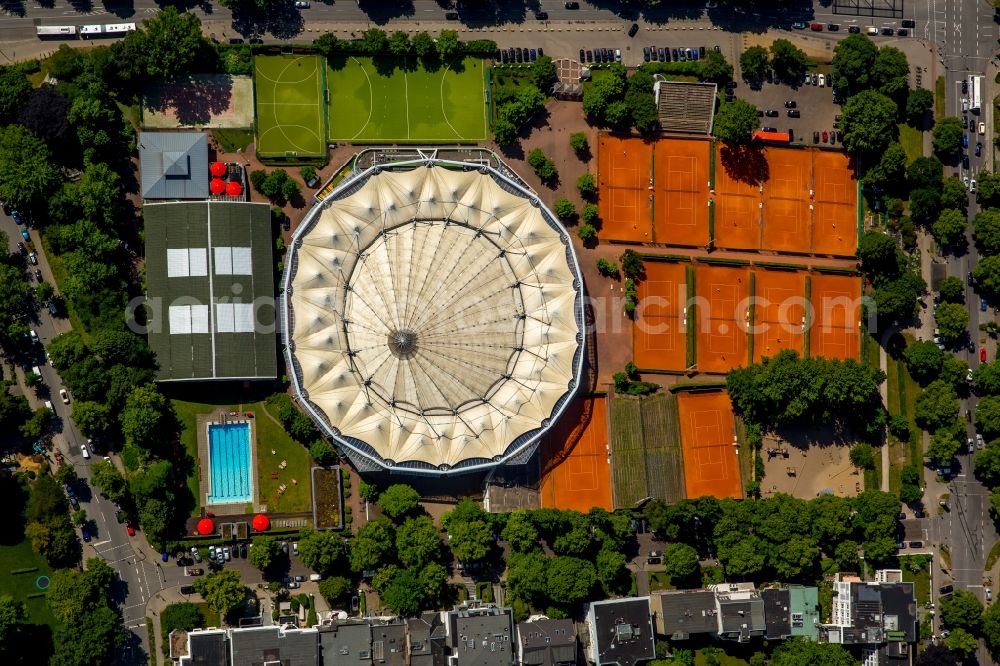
32, 366, 42, 377
309, 574, 323, 582
80, 443, 90, 459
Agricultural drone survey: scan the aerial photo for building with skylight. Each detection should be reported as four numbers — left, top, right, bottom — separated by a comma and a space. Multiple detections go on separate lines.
144, 201, 277, 382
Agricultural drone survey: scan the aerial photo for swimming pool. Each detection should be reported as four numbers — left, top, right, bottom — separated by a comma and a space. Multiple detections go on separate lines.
206, 423, 253, 504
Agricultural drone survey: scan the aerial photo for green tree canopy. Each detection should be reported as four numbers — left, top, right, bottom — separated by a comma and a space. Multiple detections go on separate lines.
932, 117, 965, 157
975, 255, 1000, 300
739, 45, 769, 81
941, 589, 984, 632
91, 459, 128, 505
436, 30, 460, 60
932, 208, 969, 249
546, 556, 597, 606
977, 395, 1000, 439
903, 340, 945, 384
927, 429, 962, 466
0, 595, 25, 645
907, 156, 944, 190
441, 500, 493, 563
832, 33, 878, 93
119, 6, 207, 81
360, 28, 388, 54
248, 536, 282, 571
501, 510, 540, 553
976, 362, 1000, 395
318, 576, 353, 606
349, 516, 396, 572
857, 231, 902, 282
978, 171, 1000, 207
905, 87, 934, 125
975, 208, 1000, 255
395, 515, 443, 569
771, 638, 857, 666
376, 484, 421, 520
840, 90, 898, 157
713, 99, 758, 145
938, 275, 966, 303
945, 627, 979, 658
662, 543, 699, 580
941, 176, 970, 212
0, 66, 31, 126
983, 597, 1000, 656
915, 380, 960, 431
872, 46, 910, 98
193, 569, 245, 618
864, 142, 907, 193
530, 55, 557, 90
0, 125, 60, 211
849, 444, 877, 470
769, 39, 809, 81
909, 187, 943, 226
297, 528, 346, 575
935, 301, 970, 339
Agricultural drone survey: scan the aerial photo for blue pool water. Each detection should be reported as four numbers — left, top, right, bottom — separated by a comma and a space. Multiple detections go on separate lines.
207, 423, 253, 504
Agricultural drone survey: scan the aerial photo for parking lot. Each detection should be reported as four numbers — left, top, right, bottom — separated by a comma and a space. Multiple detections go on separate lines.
736, 77, 842, 146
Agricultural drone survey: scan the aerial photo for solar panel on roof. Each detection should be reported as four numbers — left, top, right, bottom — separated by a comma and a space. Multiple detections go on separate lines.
191, 305, 209, 333
232, 247, 253, 275
167, 249, 190, 277
214, 246, 233, 275
170, 305, 192, 334
189, 248, 208, 276
216, 303, 235, 333
234, 303, 254, 333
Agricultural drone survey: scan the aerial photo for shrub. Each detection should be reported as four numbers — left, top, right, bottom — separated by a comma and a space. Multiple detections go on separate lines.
596, 258, 619, 277
570, 132, 589, 155
299, 166, 317, 184
578, 224, 597, 241
581, 203, 599, 225
577, 172, 597, 198
553, 198, 576, 220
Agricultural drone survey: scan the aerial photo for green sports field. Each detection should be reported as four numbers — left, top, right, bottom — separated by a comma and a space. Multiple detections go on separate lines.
327, 56, 488, 143
254, 55, 326, 158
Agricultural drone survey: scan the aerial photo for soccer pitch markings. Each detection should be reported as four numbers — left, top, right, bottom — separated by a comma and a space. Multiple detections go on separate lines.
326, 56, 488, 143
254, 55, 326, 158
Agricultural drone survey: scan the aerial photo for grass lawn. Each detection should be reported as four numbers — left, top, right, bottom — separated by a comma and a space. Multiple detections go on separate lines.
886, 339, 920, 495
326, 55, 488, 142
39, 232, 89, 339
898, 123, 924, 161
900, 558, 931, 605
987, 540, 1000, 570
254, 54, 326, 158
213, 129, 254, 153
159, 602, 219, 656
173, 397, 313, 516
648, 571, 674, 592
0, 537, 58, 629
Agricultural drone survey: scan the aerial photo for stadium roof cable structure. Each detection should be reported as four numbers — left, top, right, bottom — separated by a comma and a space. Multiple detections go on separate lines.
282, 157, 585, 475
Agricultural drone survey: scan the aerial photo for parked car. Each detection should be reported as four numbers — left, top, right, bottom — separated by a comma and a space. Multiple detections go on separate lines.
881, 27, 894, 35
909, 540, 923, 549
658, 48, 665, 61
848, 25, 861, 33
762, 127, 778, 133
161, 551, 169, 563
983, 347, 988, 362
813, 130, 820, 143
787, 109, 800, 118
940, 584, 954, 595
186, 568, 203, 576
978, 434, 985, 450
628, 23, 639, 37
294, 1, 309, 7
963, 133, 969, 148
614, 49, 622, 62
643, 47, 650, 61
81, 444, 90, 459
818, 74, 826, 87
977, 142, 983, 157
529, 49, 537, 61
963, 79, 969, 94
240, 543, 247, 558
988, 587, 993, 602
980, 121, 987, 135
792, 22, 807, 29
902, 19, 915, 28
822, 131, 829, 142
564, 1, 580, 7
445, 11, 459, 19
191, 547, 201, 562
533, 11, 548, 19
81, 526, 90, 542
972, 179, 978, 192
866, 26, 878, 35
59, 388, 70, 404
897, 28, 908, 36
223, 547, 231, 561
809, 22, 823, 31
764, 109, 779, 117
34, 269, 42, 282
180, 585, 196, 594
784, 100, 797, 108
964, 155, 971, 169
292, 542, 299, 556
827, 23, 840, 31
647, 557, 662, 565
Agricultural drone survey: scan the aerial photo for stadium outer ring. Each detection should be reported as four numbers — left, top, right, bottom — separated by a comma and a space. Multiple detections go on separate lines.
280, 156, 587, 476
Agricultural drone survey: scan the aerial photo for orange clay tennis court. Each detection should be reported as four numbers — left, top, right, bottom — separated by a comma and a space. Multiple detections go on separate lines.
677, 391, 742, 500
753, 270, 806, 362
714, 155, 762, 251
812, 151, 858, 256
598, 135, 652, 242
653, 139, 710, 246
761, 147, 811, 253
696, 265, 750, 374
539, 397, 614, 512
809, 273, 861, 360
634, 262, 688, 370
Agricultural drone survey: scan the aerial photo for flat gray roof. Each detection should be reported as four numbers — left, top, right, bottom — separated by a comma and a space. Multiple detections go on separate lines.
140, 131, 210, 199
144, 201, 277, 381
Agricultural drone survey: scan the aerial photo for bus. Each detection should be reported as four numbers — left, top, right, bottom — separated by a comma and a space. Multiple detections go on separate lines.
80, 25, 103, 38
103, 23, 137, 34
970, 75, 983, 112
36, 25, 77, 38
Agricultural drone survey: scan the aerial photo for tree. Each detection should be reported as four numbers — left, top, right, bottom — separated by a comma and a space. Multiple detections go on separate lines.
935, 302, 969, 340
160, 602, 205, 636
941, 176, 969, 211
318, 576, 353, 606
297, 528, 345, 575
941, 589, 984, 632
927, 429, 962, 466
377, 484, 420, 520
832, 34, 878, 93
662, 543, 699, 580
975, 208, 1000, 255
698, 50, 733, 84
933, 117, 965, 157
864, 142, 907, 192
938, 276, 966, 303
46, 569, 99, 625
55, 464, 78, 487
907, 156, 944, 190
0, 596, 25, 644
441, 499, 493, 563
395, 515, 443, 569
915, 644, 960, 666
849, 444, 876, 469
120, 383, 173, 454
126, 6, 207, 80
436, 30, 460, 60
531, 55, 557, 90
872, 46, 910, 99
983, 601, 1000, 655
977, 395, 1000, 439
388, 31, 411, 56
19, 86, 71, 147
193, 569, 245, 618
379, 568, 423, 617
596, 258, 619, 277
903, 340, 945, 383
309, 440, 337, 466
360, 28, 388, 54
546, 556, 596, 606
248, 536, 282, 571
137, 497, 173, 549
975, 255, 1000, 300
0, 125, 60, 211
577, 172, 597, 198
857, 231, 901, 281
412, 31, 434, 58
932, 208, 969, 249
72, 401, 113, 440
502, 511, 539, 553
944, 629, 978, 658
739, 45, 770, 82
979, 171, 1000, 207
553, 198, 576, 220
915, 380, 959, 431
569, 132, 589, 156
714, 99, 758, 144
621, 249, 644, 279
492, 117, 517, 146
771, 638, 856, 666
905, 87, 934, 125
769, 39, 809, 81
349, 516, 395, 572
0, 66, 31, 126
841, 90, 898, 156
91, 459, 128, 505
909, 187, 942, 227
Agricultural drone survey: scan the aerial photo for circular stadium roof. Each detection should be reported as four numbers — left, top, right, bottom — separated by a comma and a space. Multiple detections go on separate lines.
282, 158, 585, 474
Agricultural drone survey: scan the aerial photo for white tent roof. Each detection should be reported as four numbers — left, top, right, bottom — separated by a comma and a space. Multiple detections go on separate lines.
287, 165, 582, 469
